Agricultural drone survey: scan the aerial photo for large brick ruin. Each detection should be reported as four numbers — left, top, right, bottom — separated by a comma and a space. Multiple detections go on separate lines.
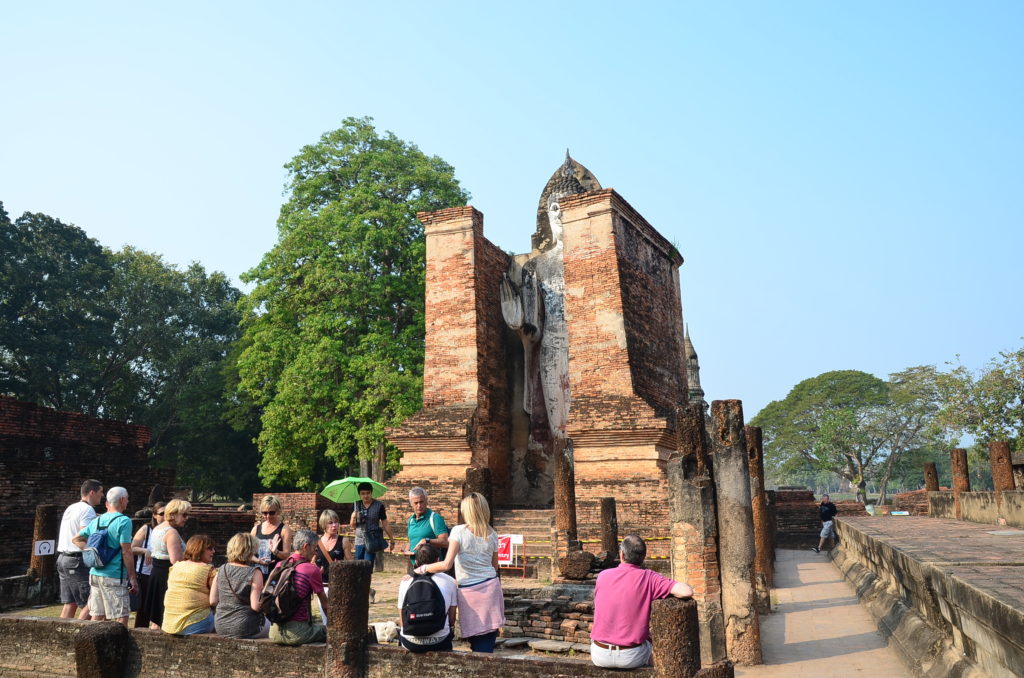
387, 154, 690, 563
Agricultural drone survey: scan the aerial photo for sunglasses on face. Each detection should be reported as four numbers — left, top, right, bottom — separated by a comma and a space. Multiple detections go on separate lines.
155, 512, 165, 516
262, 511, 276, 516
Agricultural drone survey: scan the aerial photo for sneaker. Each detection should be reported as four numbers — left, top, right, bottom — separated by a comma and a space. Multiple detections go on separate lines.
811, 547, 820, 553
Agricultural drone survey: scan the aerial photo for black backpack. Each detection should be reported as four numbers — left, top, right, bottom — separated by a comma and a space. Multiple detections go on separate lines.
401, 573, 447, 636
260, 558, 304, 623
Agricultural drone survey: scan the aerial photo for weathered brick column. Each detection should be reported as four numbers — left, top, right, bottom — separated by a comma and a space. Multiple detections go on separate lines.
599, 497, 619, 555
327, 560, 373, 678
75, 621, 129, 678
30, 504, 61, 581
951, 448, 971, 520
668, 402, 726, 665
990, 441, 1015, 511
651, 597, 701, 678
710, 400, 762, 665
463, 466, 493, 523
744, 426, 771, 615
923, 462, 940, 492
553, 437, 579, 555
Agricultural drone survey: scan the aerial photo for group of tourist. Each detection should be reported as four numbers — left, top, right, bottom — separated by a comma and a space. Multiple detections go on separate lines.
56, 479, 690, 669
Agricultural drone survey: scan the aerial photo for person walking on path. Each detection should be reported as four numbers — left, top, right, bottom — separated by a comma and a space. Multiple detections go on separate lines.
72, 486, 138, 626
57, 479, 103, 619
590, 534, 693, 669
812, 494, 838, 553
415, 492, 505, 653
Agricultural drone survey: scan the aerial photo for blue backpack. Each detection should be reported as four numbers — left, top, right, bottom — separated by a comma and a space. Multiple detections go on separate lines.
82, 514, 130, 570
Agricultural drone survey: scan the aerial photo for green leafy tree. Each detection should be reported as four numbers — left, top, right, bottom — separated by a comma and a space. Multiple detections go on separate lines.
0, 204, 258, 499
753, 370, 888, 501
236, 117, 469, 489
0, 204, 115, 412
938, 344, 1024, 453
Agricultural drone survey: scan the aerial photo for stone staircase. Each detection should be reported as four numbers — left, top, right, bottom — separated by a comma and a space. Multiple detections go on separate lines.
492, 508, 555, 578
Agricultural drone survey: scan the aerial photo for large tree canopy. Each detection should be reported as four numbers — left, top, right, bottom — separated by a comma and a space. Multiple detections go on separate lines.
0, 202, 258, 499
751, 368, 947, 502
938, 344, 1024, 453
235, 117, 469, 489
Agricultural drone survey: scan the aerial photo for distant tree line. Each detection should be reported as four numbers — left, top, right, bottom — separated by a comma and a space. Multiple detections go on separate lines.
752, 347, 1023, 502
0, 204, 260, 500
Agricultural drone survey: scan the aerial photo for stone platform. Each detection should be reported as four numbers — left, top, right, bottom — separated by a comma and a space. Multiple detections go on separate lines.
833, 516, 1024, 678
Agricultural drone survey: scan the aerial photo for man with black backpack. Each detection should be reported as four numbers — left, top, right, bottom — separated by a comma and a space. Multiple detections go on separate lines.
71, 487, 137, 625
397, 543, 456, 653
266, 529, 328, 646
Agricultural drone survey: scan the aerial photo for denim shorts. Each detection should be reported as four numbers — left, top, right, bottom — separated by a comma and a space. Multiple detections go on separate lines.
57, 553, 90, 606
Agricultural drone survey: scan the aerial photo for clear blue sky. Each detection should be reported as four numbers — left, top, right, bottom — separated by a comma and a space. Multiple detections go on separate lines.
2, 2, 1021, 419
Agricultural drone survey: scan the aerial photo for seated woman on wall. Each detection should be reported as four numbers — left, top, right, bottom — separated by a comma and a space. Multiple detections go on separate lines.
211, 533, 270, 639
162, 534, 216, 635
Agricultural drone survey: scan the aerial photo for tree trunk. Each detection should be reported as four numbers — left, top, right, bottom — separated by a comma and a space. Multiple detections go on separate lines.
372, 441, 386, 482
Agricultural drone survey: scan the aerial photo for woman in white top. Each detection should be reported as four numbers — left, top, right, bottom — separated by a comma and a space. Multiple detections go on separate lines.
139, 499, 190, 629
131, 501, 165, 628
416, 493, 505, 652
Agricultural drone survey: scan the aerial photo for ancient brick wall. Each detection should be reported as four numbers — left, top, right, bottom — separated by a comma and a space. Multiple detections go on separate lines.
471, 231, 513, 502
0, 617, 652, 678
0, 397, 175, 576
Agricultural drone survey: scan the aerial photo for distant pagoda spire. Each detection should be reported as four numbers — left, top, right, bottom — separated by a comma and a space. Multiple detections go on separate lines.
684, 324, 705, 404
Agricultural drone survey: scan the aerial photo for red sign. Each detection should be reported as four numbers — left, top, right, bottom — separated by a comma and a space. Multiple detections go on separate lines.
497, 535, 512, 565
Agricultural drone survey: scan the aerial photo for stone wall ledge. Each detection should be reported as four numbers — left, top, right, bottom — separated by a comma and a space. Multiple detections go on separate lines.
833, 516, 1024, 678
0, 616, 670, 678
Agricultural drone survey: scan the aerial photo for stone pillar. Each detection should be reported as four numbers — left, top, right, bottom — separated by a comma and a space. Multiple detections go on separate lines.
74, 621, 130, 678
990, 441, 1015, 511
669, 402, 727, 665
326, 560, 373, 678
744, 426, 771, 615
951, 448, 971, 520
695, 661, 737, 678
30, 504, 61, 581
651, 597, 701, 678
599, 497, 618, 561
710, 400, 762, 665
765, 490, 777, 586
463, 466, 493, 524
552, 437, 579, 555
923, 462, 940, 492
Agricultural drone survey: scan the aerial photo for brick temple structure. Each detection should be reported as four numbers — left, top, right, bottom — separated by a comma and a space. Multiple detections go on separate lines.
387, 154, 692, 562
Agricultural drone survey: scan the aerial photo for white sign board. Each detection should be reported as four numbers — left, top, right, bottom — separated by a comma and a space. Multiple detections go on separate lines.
34, 539, 56, 556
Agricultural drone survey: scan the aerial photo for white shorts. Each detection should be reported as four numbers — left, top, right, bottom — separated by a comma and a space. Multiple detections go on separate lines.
820, 520, 836, 539
88, 574, 130, 620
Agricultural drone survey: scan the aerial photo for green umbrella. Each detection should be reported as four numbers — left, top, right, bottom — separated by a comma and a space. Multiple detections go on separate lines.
320, 476, 387, 504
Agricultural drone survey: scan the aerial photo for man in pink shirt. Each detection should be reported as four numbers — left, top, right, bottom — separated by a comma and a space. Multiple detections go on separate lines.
590, 534, 694, 668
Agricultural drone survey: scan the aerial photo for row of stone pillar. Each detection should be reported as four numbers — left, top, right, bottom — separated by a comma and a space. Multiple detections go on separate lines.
925, 441, 1019, 520
668, 400, 773, 667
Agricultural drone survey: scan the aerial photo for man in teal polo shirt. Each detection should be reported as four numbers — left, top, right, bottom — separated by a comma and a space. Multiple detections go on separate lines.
72, 486, 138, 625
406, 487, 448, 568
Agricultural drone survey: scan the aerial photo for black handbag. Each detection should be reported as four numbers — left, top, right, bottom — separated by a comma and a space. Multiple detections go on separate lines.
365, 527, 388, 554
